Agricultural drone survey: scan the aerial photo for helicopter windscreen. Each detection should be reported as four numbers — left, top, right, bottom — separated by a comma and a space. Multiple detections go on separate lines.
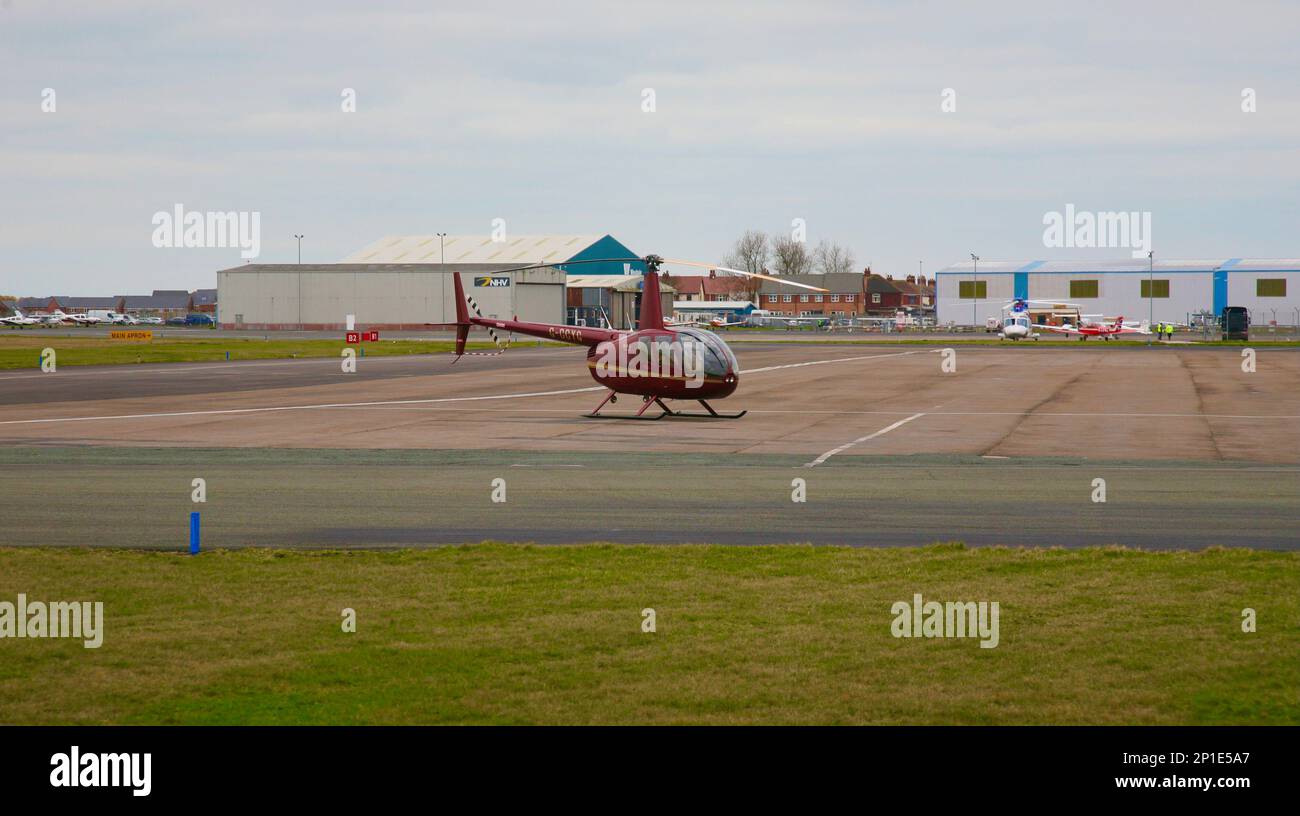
674, 327, 738, 376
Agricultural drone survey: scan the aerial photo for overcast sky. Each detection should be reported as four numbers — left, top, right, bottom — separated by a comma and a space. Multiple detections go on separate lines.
2, 0, 1299, 295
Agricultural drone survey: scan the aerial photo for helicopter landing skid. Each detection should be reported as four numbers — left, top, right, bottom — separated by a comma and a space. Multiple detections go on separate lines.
663, 398, 748, 419
583, 394, 746, 420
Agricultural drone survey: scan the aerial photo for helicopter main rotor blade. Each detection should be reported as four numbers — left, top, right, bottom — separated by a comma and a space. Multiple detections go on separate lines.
660, 258, 830, 293
444, 257, 644, 276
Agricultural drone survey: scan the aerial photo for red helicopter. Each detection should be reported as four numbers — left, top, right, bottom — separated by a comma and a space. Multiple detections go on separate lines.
434, 254, 826, 419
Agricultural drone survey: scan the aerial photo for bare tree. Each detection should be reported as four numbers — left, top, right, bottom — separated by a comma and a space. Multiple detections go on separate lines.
770, 234, 813, 276
721, 230, 769, 274
718, 275, 758, 302
813, 240, 855, 276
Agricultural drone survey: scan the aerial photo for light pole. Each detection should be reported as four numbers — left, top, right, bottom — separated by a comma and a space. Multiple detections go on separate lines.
1147, 250, 1154, 346
294, 234, 304, 327
970, 253, 980, 327
437, 233, 448, 320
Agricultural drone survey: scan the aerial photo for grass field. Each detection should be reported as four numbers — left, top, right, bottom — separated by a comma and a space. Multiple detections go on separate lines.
1, 544, 1295, 724
0, 336, 509, 368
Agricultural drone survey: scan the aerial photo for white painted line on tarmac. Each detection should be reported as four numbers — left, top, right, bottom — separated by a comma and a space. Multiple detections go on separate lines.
0, 348, 926, 426
0, 349, 578, 381
0, 386, 607, 426
267, 405, 1300, 421
804, 413, 927, 468
757, 409, 1300, 420
741, 349, 932, 374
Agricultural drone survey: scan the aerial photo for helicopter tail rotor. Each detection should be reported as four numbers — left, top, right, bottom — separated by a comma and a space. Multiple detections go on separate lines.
435, 271, 511, 362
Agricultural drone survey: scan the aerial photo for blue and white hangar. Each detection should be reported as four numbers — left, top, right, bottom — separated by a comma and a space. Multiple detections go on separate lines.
934, 259, 1299, 326
216, 234, 642, 330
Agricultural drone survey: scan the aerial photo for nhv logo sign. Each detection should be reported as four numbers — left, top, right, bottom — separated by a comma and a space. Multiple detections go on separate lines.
474, 276, 511, 288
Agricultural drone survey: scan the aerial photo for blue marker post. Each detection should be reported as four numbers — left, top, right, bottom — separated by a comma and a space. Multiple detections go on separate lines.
225, 351, 230, 361
189, 511, 201, 555
360, 347, 365, 358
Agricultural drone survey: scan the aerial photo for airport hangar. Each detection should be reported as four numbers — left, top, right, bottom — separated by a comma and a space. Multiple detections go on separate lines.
935, 258, 1299, 326
216, 234, 646, 330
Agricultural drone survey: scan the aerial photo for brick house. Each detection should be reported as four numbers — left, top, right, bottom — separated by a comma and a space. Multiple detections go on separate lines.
757, 272, 868, 317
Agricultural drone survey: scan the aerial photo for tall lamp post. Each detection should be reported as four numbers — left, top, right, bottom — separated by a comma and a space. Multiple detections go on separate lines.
437, 233, 448, 322
294, 234, 304, 327
970, 253, 980, 327
1147, 250, 1154, 346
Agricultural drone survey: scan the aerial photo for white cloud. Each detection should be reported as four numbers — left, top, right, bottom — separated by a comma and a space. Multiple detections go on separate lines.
2, 0, 1299, 293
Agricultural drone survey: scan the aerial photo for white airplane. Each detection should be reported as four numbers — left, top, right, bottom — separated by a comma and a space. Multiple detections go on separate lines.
1, 309, 40, 328
1033, 315, 1151, 340
42, 310, 103, 326
667, 314, 749, 329
745, 310, 834, 329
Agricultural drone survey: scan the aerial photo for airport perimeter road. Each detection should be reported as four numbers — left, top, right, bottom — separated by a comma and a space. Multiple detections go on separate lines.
1, 448, 1295, 550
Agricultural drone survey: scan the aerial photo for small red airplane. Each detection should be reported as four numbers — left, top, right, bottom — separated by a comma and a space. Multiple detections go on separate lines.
1033, 315, 1150, 340
433, 254, 825, 419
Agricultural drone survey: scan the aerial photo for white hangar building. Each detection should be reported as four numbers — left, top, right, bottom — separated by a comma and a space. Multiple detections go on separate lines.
216, 234, 641, 330
935, 259, 1299, 326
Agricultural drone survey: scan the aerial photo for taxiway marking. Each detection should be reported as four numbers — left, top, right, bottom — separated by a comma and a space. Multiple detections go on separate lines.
804, 412, 928, 468
0, 350, 576, 381
0, 386, 608, 426
741, 349, 931, 374
0, 350, 926, 426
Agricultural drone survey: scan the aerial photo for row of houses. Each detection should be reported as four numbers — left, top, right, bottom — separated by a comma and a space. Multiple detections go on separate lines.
7, 289, 217, 319
670, 269, 935, 318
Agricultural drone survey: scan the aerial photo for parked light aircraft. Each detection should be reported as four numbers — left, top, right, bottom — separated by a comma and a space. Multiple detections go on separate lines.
0, 309, 39, 328
1033, 315, 1150, 340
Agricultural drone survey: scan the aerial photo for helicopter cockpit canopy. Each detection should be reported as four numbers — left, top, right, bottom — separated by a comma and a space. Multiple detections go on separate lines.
673, 327, 739, 377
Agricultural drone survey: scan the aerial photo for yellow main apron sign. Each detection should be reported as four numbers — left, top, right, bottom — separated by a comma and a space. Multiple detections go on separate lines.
110, 330, 153, 341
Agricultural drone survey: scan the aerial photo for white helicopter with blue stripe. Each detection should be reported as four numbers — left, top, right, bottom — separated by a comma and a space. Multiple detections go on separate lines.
997, 298, 1083, 340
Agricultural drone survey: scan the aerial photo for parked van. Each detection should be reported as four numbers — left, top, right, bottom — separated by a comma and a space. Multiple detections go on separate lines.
1220, 306, 1249, 340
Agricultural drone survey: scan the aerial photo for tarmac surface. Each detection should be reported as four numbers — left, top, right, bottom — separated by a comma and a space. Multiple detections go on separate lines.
1, 343, 1297, 462
1, 342, 1296, 548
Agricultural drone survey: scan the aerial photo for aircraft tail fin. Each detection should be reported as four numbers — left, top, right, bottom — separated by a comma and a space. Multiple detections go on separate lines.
452, 272, 471, 358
